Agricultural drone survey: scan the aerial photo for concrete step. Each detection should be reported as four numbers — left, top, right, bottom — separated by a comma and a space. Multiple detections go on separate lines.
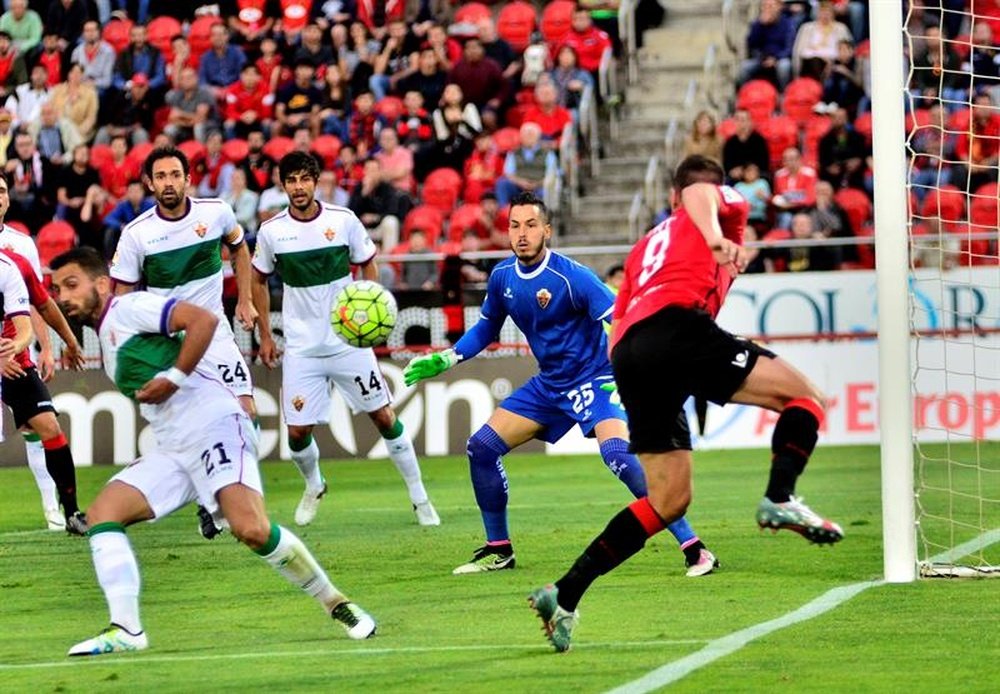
664, 0, 726, 17
565, 209, 634, 237
577, 192, 638, 217
583, 176, 644, 196
620, 98, 692, 120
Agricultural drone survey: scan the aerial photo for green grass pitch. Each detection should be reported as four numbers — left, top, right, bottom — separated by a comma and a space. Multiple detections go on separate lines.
1, 445, 998, 692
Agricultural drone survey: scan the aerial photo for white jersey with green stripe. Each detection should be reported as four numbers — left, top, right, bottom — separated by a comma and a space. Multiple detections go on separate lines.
252, 203, 377, 357
110, 198, 243, 320
98, 292, 243, 446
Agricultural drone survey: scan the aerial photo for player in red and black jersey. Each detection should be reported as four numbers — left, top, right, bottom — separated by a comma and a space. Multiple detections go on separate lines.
0, 248, 88, 534
529, 155, 843, 652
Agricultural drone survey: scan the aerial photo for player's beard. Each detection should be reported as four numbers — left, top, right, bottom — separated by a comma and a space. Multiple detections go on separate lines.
290, 193, 316, 216
62, 288, 101, 327
513, 237, 546, 265
156, 188, 184, 215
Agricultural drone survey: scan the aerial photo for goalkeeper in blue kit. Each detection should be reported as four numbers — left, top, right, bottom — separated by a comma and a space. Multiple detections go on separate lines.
404, 192, 718, 576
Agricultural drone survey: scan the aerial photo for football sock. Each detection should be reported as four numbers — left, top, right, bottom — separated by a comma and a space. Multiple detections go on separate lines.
467, 425, 511, 543
24, 433, 58, 510
87, 522, 142, 635
380, 420, 429, 504
289, 434, 324, 492
599, 438, 648, 497
765, 399, 823, 503
555, 498, 666, 612
254, 523, 347, 613
42, 433, 80, 516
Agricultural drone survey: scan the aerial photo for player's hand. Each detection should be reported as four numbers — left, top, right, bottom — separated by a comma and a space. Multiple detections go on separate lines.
235, 300, 258, 331
37, 347, 55, 382
710, 238, 747, 277
62, 340, 86, 371
403, 349, 458, 386
135, 377, 179, 404
2, 357, 25, 378
258, 336, 282, 369
0, 337, 16, 362
600, 381, 623, 410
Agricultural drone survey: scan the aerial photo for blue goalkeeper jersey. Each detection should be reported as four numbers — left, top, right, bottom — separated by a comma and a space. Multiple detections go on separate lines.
458, 249, 615, 390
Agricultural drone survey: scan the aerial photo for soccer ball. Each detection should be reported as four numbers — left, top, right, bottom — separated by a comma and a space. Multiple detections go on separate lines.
330, 280, 398, 348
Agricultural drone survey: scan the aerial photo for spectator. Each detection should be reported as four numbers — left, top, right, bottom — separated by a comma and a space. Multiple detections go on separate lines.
464, 130, 503, 203
195, 130, 234, 197
447, 37, 508, 129
395, 44, 448, 109
425, 102, 476, 173
237, 127, 277, 192
29, 100, 77, 166
274, 59, 321, 136
817, 39, 866, 116
71, 20, 116, 94
562, 7, 613, 76
909, 104, 954, 203
962, 22, 1000, 102
6, 63, 49, 127
315, 168, 350, 207
101, 178, 153, 259
395, 90, 434, 152
741, 0, 795, 87
45, 0, 87, 53
833, 0, 867, 42
223, 0, 278, 54
163, 66, 218, 143
257, 166, 289, 224
426, 22, 461, 70
809, 179, 858, 263
49, 63, 99, 143
523, 80, 573, 148
0, 108, 13, 166
817, 106, 867, 189
98, 134, 139, 202
348, 157, 408, 252
772, 146, 818, 226
317, 63, 351, 141
785, 211, 841, 271
334, 143, 364, 193
370, 18, 418, 100
55, 143, 100, 240
275, 0, 315, 46
312, 0, 352, 30
459, 229, 489, 283
548, 45, 594, 112
604, 263, 624, 291
94, 72, 155, 146
432, 83, 481, 139
199, 23, 247, 98
113, 23, 166, 94
955, 90, 1000, 193
911, 215, 959, 270
478, 17, 521, 82
0, 0, 41, 56
221, 168, 260, 238
357, 0, 406, 39
495, 122, 557, 207
348, 90, 380, 154
294, 22, 334, 71
682, 110, 723, 162
255, 35, 283, 94
30, 31, 65, 88
166, 35, 198, 90
224, 63, 274, 139
722, 108, 770, 181
909, 25, 963, 111
0, 30, 27, 103
399, 228, 438, 290
339, 21, 380, 97
375, 127, 415, 193
792, 0, 852, 81
733, 161, 771, 233
77, 182, 112, 250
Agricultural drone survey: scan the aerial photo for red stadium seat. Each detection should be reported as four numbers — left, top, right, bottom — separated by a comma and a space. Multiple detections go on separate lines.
126, 141, 155, 170
89, 143, 114, 170
5, 220, 30, 235
782, 77, 823, 127
374, 96, 405, 123
540, 1, 575, 48
102, 17, 133, 55
757, 115, 799, 171
262, 136, 294, 162
447, 204, 484, 242
37, 221, 77, 272
310, 135, 342, 169
402, 205, 445, 245
834, 188, 873, 234
454, 2, 493, 25
920, 184, 966, 225
422, 167, 463, 214
188, 15, 223, 62
492, 127, 520, 154
854, 111, 873, 145
178, 139, 207, 166
221, 138, 249, 163
497, 1, 537, 53
906, 108, 932, 134
147, 16, 182, 62
736, 79, 778, 124
970, 182, 1000, 230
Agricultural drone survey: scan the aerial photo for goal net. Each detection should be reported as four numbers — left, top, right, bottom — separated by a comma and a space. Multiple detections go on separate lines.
902, 0, 1000, 577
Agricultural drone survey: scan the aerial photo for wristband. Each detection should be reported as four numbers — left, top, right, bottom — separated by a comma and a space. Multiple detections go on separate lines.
163, 367, 188, 387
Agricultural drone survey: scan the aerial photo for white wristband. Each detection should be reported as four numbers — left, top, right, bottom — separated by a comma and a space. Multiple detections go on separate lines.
163, 367, 187, 387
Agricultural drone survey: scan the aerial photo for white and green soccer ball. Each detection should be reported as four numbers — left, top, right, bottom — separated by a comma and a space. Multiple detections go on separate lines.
331, 280, 398, 348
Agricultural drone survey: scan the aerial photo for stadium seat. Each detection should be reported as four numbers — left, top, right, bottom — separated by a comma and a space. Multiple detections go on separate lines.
853, 111, 873, 145
221, 138, 249, 163
5, 220, 30, 236
402, 205, 445, 245
834, 188, 873, 234
782, 77, 823, 127
374, 96, 405, 124
906, 108, 932, 134
736, 79, 778, 124
757, 115, 799, 171
454, 2, 493, 25
262, 136, 294, 162
492, 127, 520, 154
37, 221, 77, 273
188, 15, 223, 62
497, 1, 537, 53
102, 17, 133, 55
147, 16, 182, 62
920, 184, 966, 226
178, 139, 207, 166
126, 141, 155, 170
970, 182, 1000, 230
540, 1, 575, 48
447, 203, 483, 242
311, 134, 342, 169
422, 168, 463, 215
89, 143, 114, 170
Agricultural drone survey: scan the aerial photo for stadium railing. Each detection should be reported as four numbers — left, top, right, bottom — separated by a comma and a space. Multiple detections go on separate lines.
619, 0, 640, 85
558, 120, 579, 216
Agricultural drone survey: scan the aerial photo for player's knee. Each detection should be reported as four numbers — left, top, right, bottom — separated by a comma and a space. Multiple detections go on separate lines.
287, 425, 313, 447
29, 416, 62, 441
467, 425, 509, 465
648, 488, 691, 525
230, 516, 272, 549
239, 395, 257, 420
368, 407, 395, 431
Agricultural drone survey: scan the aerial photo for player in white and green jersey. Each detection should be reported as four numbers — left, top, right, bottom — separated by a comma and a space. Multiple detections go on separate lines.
252, 151, 439, 527
50, 247, 376, 657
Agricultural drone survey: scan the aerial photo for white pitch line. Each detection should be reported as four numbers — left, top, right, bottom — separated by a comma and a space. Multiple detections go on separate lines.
0, 639, 707, 671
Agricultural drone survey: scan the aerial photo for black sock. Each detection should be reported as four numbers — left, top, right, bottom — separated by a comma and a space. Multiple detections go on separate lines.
765, 402, 820, 503
44, 443, 80, 516
682, 540, 706, 565
555, 500, 663, 611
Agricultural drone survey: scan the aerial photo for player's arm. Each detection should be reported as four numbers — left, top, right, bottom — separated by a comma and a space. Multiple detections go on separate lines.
28, 305, 53, 379
251, 268, 279, 369
36, 297, 85, 371
224, 223, 258, 331
135, 301, 219, 405
111, 227, 141, 295
357, 256, 379, 281
681, 182, 746, 275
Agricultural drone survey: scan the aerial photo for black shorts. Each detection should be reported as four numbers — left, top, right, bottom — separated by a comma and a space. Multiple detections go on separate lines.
2, 367, 56, 429
612, 306, 776, 454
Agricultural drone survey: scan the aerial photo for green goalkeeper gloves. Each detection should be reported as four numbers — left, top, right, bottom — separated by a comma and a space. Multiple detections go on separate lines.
403, 349, 460, 386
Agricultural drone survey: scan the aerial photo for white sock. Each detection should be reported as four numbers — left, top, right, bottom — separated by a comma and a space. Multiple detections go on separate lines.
25, 438, 58, 510
259, 524, 346, 613
384, 425, 428, 505
290, 437, 323, 492
90, 528, 143, 634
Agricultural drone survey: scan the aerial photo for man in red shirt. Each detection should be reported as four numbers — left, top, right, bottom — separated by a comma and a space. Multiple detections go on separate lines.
772, 146, 818, 225
98, 135, 140, 203
523, 80, 573, 148
956, 90, 1000, 193
529, 155, 843, 652
560, 8, 612, 74
223, 63, 275, 139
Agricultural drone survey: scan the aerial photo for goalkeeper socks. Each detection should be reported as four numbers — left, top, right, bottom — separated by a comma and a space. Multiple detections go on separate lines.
380, 420, 429, 504
42, 433, 80, 516
599, 438, 648, 497
467, 425, 511, 543
765, 399, 823, 503
289, 434, 324, 492
88, 522, 142, 635
254, 523, 346, 613
555, 498, 666, 612
24, 434, 58, 511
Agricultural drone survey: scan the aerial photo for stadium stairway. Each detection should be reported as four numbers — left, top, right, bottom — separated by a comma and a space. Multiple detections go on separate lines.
569, 0, 737, 246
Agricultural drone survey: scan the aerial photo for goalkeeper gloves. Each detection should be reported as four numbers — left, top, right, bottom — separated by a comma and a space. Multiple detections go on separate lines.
403, 349, 460, 386
600, 381, 623, 410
